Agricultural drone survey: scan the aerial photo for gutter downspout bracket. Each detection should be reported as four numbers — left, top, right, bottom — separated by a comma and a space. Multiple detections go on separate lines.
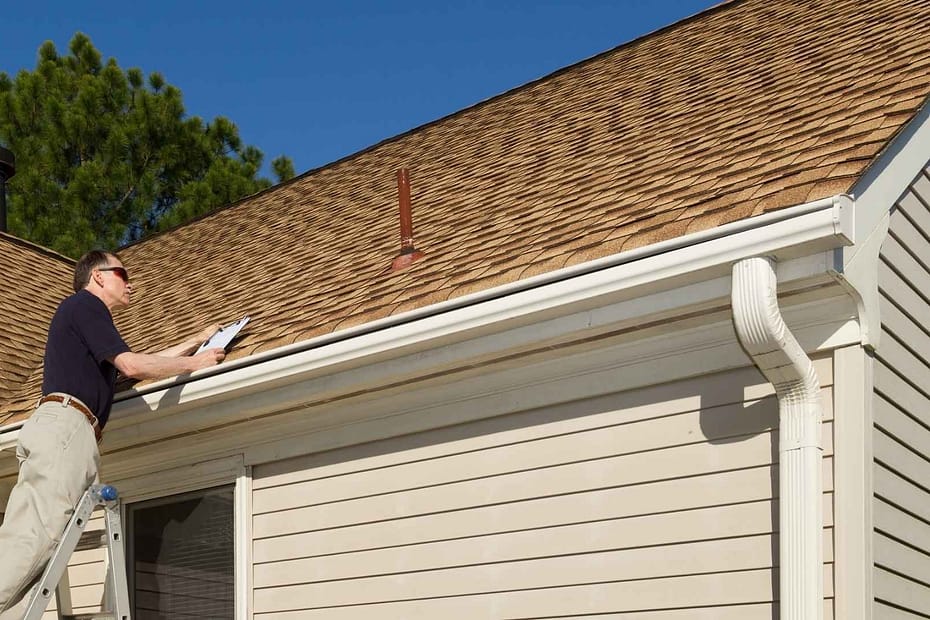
732, 256, 824, 620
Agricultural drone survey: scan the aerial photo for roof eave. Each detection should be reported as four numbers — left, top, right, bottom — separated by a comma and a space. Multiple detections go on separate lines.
0, 193, 855, 453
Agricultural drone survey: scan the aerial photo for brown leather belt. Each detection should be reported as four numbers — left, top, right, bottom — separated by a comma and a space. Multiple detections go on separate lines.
38, 394, 102, 442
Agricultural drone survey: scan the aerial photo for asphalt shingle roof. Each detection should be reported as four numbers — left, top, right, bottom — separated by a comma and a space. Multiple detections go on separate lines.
0, 234, 72, 403
2, 0, 930, 424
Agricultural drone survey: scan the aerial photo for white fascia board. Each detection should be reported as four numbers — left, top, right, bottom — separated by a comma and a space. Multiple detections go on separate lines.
0, 195, 855, 451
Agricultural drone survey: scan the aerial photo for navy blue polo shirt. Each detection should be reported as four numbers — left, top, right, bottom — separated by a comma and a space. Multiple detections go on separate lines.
42, 289, 131, 428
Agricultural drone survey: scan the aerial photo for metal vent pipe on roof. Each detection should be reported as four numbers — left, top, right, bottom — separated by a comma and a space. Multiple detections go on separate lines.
391, 168, 425, 271
0, 146, 15, 233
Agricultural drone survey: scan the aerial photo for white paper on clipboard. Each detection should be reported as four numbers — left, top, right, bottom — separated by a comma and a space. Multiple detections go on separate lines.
196, 316, 250, 354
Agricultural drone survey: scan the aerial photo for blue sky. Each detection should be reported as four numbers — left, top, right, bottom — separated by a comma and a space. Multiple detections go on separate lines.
2, 1, 718, 179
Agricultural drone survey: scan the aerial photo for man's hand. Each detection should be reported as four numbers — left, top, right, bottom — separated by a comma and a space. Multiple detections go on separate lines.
191, 347, 226, 370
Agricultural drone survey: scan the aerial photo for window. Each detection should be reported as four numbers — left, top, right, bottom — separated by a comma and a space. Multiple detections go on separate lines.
127, 485, 235, 619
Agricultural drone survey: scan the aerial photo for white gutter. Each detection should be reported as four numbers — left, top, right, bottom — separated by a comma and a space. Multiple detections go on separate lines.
1, 194, 853, 448
732, 257, 823, 620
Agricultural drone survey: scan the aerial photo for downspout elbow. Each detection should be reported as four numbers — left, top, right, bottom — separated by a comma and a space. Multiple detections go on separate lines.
732, 256, 823, 620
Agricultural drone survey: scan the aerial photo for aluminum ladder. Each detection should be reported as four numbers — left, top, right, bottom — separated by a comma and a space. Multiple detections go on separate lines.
22, 484, 131, 620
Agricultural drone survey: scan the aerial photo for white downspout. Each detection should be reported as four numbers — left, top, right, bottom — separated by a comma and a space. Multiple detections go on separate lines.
732, 257, 823, 620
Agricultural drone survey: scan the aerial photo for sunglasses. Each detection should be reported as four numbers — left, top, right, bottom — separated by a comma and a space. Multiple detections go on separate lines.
98, 266, 130, 283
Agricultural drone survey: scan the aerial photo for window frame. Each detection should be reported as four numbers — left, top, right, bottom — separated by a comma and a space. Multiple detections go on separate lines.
113, 455, 251, 620
127, 483, 236, 618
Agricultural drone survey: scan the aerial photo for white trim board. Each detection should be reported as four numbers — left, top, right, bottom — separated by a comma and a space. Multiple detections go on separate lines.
235, 465, 253, 620
832, 344, 874, 620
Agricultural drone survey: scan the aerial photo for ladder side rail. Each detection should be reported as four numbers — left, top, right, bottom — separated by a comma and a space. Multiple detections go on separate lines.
22, 488, 98, 620
103, 501, 131, 620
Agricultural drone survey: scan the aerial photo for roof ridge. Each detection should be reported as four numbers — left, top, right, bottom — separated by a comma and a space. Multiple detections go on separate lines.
0, 231, 76, 265
118, 0, 742, 252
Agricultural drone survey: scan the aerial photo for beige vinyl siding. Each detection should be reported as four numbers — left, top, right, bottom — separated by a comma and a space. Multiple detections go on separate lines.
873, 164, 930, 616
251, 359, 835, 618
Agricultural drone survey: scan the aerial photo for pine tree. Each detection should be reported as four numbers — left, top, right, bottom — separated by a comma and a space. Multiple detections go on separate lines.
0, 33, 296, 257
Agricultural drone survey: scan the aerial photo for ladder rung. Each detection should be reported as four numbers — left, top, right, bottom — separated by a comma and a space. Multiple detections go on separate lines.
63, 614, 117, 620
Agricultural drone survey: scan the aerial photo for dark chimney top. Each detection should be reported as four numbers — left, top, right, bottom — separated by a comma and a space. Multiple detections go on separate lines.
0, 146, 15, 233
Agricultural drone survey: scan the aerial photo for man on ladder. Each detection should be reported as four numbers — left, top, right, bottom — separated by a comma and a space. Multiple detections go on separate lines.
0, 250, 226, 619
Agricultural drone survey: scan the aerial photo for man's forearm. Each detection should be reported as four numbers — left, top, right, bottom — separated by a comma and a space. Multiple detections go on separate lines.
155, 324, 221, 358
113, 351, 200, 380
154, 338, 200, 358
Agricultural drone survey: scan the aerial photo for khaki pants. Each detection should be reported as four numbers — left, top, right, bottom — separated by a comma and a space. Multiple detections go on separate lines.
0, 399, 99, 618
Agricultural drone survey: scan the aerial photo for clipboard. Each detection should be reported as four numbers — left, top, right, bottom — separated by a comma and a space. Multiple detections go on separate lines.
196, 316, 250, 354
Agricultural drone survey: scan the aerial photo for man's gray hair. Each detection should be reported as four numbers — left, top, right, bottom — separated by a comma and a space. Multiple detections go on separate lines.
73, 250, 118, 292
